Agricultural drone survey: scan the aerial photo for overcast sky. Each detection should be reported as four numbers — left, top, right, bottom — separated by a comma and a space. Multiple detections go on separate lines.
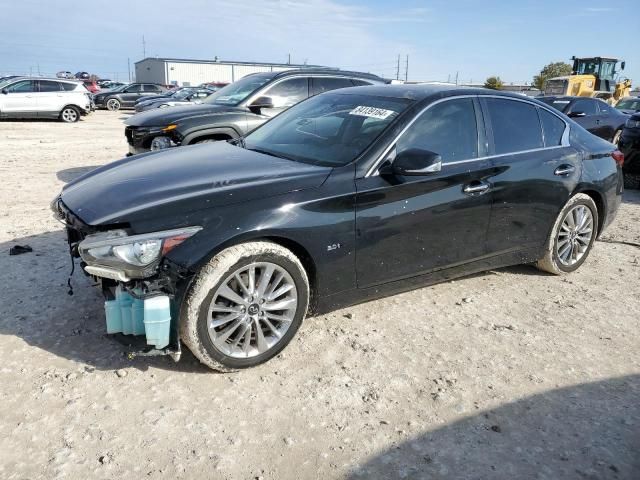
2, 0, 638, 85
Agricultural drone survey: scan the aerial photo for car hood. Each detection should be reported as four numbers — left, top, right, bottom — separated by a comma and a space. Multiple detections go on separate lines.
618, 109, 639, 115
60, 142, 331, 226
125, 103, 244, 127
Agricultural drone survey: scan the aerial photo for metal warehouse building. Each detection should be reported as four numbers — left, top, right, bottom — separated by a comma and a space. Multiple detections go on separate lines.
134, 57, 324, 86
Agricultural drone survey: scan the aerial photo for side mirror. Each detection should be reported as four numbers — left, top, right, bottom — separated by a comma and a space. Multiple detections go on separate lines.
380, 148, 442, 176
621, 61, 626, 71
568, 111, 586, 118
249, 96, 274, 109
1, 89, 7, 95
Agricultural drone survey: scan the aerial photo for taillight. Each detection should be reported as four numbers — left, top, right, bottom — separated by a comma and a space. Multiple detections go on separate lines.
611, 150, 624, 166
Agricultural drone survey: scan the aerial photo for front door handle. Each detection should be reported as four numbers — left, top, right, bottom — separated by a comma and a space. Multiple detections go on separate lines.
463, 181, 490, 195
554, 164, 575, 176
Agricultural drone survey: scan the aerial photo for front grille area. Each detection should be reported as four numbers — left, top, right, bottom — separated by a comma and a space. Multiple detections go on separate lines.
124, 126, 151, 146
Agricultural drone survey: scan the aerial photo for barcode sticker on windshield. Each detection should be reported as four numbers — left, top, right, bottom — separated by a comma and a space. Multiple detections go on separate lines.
349, 106, 395, 119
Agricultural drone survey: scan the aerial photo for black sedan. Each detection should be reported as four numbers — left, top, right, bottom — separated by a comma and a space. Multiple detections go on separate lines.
93, 83, 169, 111
539, 96, 627, 144
619, 113, 640, 188
53, 85, 623, 371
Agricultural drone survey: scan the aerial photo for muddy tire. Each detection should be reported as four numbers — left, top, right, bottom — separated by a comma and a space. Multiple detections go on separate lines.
180, 241, 309, 372
536, 193, 598, 275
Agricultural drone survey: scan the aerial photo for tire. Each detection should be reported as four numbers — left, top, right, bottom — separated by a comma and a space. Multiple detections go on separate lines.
612, 129, 622, 146
106, 98, 121, 111
623, 172, 640, 190
59, 106, 80, 123
180, 241, 310, 372
536, 193, 598, 275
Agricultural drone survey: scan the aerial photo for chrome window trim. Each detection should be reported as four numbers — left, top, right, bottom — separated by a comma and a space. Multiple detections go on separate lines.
365, 94, 571, 178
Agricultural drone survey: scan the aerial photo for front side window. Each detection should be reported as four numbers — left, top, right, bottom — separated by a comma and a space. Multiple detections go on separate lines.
485, 98, 543, 154
126, 84, 143, 93
539, 108, 565, 147
396, 98, 479, 163
261, 78, 309, 108
38, 80, 62, 92
6, 80, 36, 93
569, 99, 598, 116
244, 92, 411, 167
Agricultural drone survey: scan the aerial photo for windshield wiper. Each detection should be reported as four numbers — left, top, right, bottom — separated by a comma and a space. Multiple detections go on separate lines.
246, 146, 291, 160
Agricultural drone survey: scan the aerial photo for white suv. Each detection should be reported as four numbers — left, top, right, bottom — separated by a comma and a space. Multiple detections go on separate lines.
0, 77, 92, 123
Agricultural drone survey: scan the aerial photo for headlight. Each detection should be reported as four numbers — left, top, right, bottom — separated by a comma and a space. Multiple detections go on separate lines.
150, 136, 174, 150
79, 227, 201, 279
626, 119, 640, 129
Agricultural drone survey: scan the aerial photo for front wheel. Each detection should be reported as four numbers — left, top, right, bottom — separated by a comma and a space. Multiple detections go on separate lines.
106, 98, 121, 111
180, 241, 309, 372
59, 106, 80, 123
536, 193, 598, 274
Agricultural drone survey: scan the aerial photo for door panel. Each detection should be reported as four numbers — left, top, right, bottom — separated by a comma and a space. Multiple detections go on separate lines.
355, 160, 494, 287
1, 80, 38, 115
485, 147, 581, 253
36, 80, 63, 114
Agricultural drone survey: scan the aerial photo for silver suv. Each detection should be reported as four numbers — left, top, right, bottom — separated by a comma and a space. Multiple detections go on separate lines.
0, 77, 92, 122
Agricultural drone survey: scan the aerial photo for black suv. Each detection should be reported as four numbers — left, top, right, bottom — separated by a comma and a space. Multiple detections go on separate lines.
124, 69, 387, 154
619, 113, 640, 188
93, 83, 169, 111
538, 96, 628, 144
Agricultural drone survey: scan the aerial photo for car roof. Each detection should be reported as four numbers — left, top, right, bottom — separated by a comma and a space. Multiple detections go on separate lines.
318, 83, 541, 102
273, 68, 387, 83
2, 76, 82, 84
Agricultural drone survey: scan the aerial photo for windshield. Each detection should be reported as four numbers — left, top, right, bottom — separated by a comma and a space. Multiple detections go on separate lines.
616, 98, 640, 111
0, 79, 14, 89
244, 92, 412, 167
538, 97, 571, 113
202, 73, 275, 106
172, 88, 193, 100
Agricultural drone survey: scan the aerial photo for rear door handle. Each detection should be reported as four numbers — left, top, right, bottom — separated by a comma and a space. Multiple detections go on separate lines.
554, 164, 575, 176
463, 181, 490, 195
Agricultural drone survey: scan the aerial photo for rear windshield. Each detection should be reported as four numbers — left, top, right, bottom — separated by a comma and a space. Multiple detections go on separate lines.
616, 98, 640, 111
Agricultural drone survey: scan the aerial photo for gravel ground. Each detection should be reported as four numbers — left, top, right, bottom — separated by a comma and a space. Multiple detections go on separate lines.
1, 111, 639, 480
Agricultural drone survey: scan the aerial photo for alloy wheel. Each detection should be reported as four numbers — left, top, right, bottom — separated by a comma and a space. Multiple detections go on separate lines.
556, 205, 594, 266
61, 108, 78, 122
106, 99, 120, 111
207, 262, 298, 358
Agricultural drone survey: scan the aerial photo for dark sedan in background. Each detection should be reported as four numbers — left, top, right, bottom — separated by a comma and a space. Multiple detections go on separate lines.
134, 87, 216, 112
124, 69, 387, 154
93, 83, 168, 111
539, 96, 628, 144
54, 85, 623, 371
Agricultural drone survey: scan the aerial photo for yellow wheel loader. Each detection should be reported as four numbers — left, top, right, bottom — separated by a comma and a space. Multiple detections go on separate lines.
544, 56, 632, 105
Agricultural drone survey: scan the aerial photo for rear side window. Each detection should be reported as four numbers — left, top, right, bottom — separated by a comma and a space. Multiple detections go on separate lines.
396, 98, 479, 163
570, 99, 598, 116
126, 84, 143, 93
485, 98, 543, 154
60, 82, 78, 91
310, 77, 354, 96
38, 80, 62, 92
539, 108, 565, 147
144, 84, 162, 92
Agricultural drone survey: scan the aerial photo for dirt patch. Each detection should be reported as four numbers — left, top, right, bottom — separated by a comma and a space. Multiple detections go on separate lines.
1, 112, 638, 479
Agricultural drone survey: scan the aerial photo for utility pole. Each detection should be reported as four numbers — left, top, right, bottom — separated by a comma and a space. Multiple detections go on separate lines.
455, 71, 459, 85
396, 54, 400, 80
127, 58, 131, 82
142, 35, 146, 58
404, 55, 409, 82
287, 53, 291, 65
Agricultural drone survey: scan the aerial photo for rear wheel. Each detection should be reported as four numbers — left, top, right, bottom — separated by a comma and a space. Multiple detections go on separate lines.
59, 106, 80, 123
180, 241, 309, 372
106, 98, 121, 111
536, 193, 598, 274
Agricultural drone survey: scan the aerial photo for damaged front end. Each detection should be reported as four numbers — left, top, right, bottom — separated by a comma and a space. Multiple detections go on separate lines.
52, 197, 198, 361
